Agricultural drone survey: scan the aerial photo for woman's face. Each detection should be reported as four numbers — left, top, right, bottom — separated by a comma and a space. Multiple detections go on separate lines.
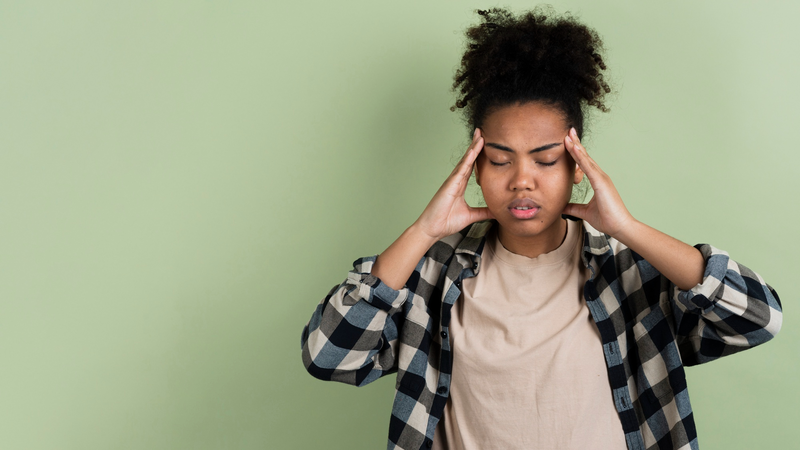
475, 101, 584, 256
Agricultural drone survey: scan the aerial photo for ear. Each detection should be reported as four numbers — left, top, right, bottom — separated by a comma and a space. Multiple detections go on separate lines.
573, 163, 584, 185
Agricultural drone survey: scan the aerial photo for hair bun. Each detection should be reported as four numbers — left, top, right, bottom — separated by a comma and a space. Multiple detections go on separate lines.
451, 6, 611, 136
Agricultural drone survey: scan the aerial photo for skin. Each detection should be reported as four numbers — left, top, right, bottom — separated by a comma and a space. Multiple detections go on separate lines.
372, 101, 706, 292
474, 102, 584, 258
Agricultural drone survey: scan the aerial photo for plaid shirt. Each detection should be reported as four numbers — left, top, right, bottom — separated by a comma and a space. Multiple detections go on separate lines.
301, 218, 782, 450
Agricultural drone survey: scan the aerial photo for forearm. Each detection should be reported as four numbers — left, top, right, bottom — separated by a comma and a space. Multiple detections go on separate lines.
615, 219, 706, 291
301, 274, 402, 385
372, 223, 439, 291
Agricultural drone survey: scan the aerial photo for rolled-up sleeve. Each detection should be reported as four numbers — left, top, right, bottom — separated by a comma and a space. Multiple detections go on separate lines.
300, 255, 409, 386
672, 244, 782, 365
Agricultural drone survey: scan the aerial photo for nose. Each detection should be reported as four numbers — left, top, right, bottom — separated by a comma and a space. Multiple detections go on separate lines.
509, 161, 536, 191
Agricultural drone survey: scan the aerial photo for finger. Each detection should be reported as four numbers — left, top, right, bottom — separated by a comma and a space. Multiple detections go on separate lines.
565, 137, 603, 190
562, 202, 589, 220
456, 138, 483, 195
457, 136, 484, 179
566, 128, 604, 177
442, 136, 483, 196
468, 206, 494, 223
465, 129, 484, 160
564, 133, 587, 171
450, 130, 483, 177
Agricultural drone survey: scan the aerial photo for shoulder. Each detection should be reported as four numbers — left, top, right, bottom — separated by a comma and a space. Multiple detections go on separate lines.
572, 217, 618, 267
426, 220, 494, 260
409, 220, 495, 286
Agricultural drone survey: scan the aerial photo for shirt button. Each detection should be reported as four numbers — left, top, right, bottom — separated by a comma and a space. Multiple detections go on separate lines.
440, 331, 447, 338
425, 439, 432, 448
437, 386, 447, 395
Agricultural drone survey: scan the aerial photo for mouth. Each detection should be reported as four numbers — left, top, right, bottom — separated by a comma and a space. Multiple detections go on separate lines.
508, 198, 540, 220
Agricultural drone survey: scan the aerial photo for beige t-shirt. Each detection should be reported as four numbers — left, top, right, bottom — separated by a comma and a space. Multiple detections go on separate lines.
432, 219, 626, 450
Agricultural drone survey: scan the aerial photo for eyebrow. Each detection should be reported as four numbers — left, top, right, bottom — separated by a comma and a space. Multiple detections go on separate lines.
485, 142, 562, 154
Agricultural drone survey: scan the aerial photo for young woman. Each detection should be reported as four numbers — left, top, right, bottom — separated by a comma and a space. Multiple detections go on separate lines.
300, 7, 782, 450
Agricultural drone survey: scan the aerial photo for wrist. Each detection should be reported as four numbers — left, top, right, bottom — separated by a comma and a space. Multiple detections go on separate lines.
407, 222, 442, 249
611, 216, 643, 245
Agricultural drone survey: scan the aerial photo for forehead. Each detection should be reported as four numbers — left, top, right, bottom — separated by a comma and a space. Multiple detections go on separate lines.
482, 102, 568, 142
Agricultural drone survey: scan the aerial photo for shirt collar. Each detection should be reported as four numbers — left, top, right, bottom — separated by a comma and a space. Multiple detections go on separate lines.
454, 217, 612, 269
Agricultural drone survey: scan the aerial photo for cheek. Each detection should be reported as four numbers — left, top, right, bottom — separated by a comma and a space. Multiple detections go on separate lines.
478, 178, 506, 211
544, 168, 576, 199
475, 161, 501, 189
557, 159, 577, 183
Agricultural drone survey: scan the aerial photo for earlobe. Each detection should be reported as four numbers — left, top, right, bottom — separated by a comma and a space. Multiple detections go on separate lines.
573, 164, 585, 184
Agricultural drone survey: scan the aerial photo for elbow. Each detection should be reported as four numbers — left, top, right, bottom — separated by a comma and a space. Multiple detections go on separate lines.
300, 333, 386, 386
300, 332, 360, 383
301, 343, 375, 386
762, 284, 783, 341
300, 328, 334, 381
745, 301, 782, 347
302, 348, 337, 381
764, 306, 783, 342
738, 281, 783, 345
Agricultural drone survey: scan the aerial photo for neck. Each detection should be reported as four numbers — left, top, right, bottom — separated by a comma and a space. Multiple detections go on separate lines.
496, 218, 568, 259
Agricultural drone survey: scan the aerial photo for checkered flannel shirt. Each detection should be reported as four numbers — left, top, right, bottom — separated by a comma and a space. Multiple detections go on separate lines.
301, 218, 782, 450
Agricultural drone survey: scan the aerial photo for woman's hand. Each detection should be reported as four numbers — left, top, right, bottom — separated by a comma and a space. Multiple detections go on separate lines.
372, 129, 494, 290
413, 128, 495, 241
562, 127, 706, 289
562, 127, 635, 238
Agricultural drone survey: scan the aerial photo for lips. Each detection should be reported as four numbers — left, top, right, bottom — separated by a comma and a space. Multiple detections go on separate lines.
508, 198, 540, 219
509, 198, 538, 209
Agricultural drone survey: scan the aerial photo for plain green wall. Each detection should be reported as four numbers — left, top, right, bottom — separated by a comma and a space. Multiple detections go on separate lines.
1, 1, 797, 448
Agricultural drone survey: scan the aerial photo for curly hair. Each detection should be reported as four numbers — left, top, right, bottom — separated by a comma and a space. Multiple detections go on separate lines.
451, 6, 611, 140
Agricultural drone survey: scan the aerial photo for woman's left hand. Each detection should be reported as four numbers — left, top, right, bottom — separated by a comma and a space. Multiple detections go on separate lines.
562, 127, 636, 238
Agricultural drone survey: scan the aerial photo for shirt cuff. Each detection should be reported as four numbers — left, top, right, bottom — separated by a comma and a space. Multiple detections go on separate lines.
347, 255, 409, 312
673, 244, 730, 314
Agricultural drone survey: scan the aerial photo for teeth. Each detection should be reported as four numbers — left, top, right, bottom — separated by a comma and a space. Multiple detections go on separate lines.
515, 207, 532, 210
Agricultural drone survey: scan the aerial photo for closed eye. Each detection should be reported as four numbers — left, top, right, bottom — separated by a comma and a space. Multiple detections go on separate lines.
491, 160, 556, 166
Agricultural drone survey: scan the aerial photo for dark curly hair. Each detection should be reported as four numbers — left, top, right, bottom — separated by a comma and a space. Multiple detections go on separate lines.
451, 6, 611, 140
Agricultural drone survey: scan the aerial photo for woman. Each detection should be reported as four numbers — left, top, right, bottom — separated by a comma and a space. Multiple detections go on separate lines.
300, 7, 782, 450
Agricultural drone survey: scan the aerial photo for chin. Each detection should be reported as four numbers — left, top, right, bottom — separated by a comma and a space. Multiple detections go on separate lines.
496, 217, 550, 237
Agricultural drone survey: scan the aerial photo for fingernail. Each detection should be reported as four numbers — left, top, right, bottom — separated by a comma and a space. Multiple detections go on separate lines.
570, 127, 577, 137
565, 135, 573, 144
473, 128, 478, 139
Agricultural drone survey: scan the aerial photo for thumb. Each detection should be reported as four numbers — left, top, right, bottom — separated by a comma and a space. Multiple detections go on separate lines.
468, 206, 495, 223
562, 203, 589, 220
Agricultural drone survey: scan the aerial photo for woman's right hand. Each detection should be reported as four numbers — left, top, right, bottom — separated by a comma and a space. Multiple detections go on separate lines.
413, 128, 495, 241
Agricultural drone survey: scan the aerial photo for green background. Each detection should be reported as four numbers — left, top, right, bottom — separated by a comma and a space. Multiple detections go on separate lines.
1, 0, 797, 448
